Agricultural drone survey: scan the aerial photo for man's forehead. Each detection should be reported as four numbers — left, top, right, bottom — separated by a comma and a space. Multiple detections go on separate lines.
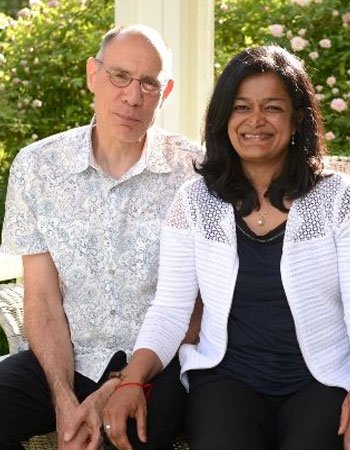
105, 33, 160, 58
102, 34, 163, 74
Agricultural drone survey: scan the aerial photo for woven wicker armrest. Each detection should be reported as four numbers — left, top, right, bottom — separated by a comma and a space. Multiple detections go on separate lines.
324, 155, 350, 174
0, 283, 28, 354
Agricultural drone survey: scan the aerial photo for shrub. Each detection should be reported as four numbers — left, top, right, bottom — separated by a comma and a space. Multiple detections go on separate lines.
0, 0, 114, 227
0, 326, 9, 356
215, 0, 350, 155
0, 0, 28, 18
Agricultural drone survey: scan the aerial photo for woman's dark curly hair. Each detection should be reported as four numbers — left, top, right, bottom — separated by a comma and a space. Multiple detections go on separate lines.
196, 45, 326, 215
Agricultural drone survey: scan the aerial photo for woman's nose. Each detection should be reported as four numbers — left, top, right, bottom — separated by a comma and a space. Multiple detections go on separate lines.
248, 110, 266, 127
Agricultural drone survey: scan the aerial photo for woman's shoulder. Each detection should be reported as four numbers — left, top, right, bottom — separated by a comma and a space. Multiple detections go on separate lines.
178, 176, 223, 203
316, 171, 350, 194
295, 172, 350, 221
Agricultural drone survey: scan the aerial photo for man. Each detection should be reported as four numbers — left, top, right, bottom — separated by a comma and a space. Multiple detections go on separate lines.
0, 24, 202, 450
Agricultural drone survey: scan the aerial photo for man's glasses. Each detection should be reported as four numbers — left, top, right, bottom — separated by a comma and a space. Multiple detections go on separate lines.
95, 58, 165, 95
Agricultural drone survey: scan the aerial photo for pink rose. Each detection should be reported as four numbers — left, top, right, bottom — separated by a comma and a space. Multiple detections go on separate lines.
29, 0, 42, 6
330, 98, 348, 112
325, 131, 335, 141
17, 7, 31, 18
319, 39, 331, 48
269, 24, 284, 37
309, 51, 319, 60
31, 99, 43, 108
291, 0, 310, 6
326, 76, 336, 87
290, 36, 308, 52
342, 12, 350, 23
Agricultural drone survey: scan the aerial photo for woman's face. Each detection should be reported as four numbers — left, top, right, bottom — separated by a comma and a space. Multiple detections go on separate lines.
227, 72, 296, 168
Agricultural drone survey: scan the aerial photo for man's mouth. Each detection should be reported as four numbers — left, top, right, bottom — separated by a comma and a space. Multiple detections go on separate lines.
114, 112, 140, 123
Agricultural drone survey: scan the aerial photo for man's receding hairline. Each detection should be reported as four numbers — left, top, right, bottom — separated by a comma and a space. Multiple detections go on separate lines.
96, 24, 173, 77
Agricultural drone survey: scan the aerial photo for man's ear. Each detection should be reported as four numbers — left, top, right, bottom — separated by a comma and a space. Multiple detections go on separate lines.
160, 79, 174, 104
86, 57, 98, 94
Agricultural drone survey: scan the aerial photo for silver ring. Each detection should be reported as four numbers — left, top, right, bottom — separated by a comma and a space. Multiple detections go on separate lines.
105, 424, 111, 431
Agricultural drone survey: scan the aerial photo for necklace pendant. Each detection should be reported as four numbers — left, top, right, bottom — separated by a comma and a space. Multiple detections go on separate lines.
257, 216, 265, 226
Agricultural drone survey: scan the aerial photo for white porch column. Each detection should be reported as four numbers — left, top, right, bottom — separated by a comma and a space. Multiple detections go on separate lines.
115, 0, 214, 142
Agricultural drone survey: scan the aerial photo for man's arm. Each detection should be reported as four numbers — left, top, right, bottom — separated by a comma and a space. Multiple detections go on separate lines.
22, 252, 82, 445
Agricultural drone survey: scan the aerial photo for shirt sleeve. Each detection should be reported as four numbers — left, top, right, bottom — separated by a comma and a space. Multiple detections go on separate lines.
1, 153, 48, 255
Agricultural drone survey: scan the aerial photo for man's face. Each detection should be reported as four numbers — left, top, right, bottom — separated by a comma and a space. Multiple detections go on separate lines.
87, 33, 173, 147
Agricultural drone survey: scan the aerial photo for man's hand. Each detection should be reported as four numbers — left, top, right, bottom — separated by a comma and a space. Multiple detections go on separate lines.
62, 380, 119, 450
102, 385, 148, 450
55, 393, 93, 450
338, 391, 350, 449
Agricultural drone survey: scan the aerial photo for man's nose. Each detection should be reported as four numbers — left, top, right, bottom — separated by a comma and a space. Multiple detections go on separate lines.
122, 79, 143, 106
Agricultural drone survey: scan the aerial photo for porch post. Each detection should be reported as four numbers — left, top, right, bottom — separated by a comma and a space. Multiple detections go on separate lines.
115, 0, 214, 142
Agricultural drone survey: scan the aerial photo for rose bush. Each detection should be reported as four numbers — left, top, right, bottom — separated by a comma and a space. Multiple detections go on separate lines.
0, 0, 114, 228
215, 0, 350, 155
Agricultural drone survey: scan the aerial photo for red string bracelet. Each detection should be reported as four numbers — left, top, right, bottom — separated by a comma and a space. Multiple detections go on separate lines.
115, 382, 153, 400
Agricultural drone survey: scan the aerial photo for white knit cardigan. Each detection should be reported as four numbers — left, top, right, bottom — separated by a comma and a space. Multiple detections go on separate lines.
134, 173, 350, 391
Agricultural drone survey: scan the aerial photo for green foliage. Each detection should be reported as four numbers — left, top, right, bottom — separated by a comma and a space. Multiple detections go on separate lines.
0, 326, 9, 356
215, 0, 350, 155
0, 0, 28, 18
0, 0, 114, 226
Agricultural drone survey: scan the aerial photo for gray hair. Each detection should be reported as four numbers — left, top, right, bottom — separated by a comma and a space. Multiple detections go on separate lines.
95, 24, 173, 79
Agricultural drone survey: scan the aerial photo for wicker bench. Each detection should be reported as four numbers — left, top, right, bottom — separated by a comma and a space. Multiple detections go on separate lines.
1, 155, 349, 450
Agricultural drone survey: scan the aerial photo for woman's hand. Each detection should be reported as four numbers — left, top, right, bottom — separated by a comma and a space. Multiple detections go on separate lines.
102, 384, 148, 450
338, 391, 350, 449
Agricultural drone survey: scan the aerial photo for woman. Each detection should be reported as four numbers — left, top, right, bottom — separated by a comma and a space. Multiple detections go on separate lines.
102, 45, 350, 450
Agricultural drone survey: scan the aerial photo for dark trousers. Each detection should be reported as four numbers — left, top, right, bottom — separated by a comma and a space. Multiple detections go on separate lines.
0, 350, 186, 450
186, 370, 347, 450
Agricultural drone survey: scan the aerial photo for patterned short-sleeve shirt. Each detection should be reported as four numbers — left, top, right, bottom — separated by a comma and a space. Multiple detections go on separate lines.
1, 120, 202, 381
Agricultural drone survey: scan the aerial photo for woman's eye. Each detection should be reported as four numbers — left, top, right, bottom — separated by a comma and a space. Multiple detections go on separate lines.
266, 105, 283, 111
233, 104, 248, 111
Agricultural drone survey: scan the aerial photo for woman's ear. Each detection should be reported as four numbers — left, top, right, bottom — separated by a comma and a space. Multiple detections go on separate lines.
293, 109, 304, 134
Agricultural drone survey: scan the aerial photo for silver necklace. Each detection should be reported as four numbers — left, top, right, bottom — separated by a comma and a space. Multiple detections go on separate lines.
257, 203, 272, 227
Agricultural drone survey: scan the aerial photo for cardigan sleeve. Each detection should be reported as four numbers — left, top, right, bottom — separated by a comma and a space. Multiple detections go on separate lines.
133, 181, 199, 368
335, 183, 350, 328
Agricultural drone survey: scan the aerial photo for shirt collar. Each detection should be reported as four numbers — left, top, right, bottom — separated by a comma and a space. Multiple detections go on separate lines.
68, 118, 172, 176
144, 126, 172, 174
68, 116, 96, 174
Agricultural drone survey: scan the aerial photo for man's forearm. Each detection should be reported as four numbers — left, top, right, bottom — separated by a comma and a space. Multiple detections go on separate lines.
24, 292, 76, 406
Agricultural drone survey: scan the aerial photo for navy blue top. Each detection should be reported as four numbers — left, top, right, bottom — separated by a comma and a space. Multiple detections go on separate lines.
216, 215, 314, 396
